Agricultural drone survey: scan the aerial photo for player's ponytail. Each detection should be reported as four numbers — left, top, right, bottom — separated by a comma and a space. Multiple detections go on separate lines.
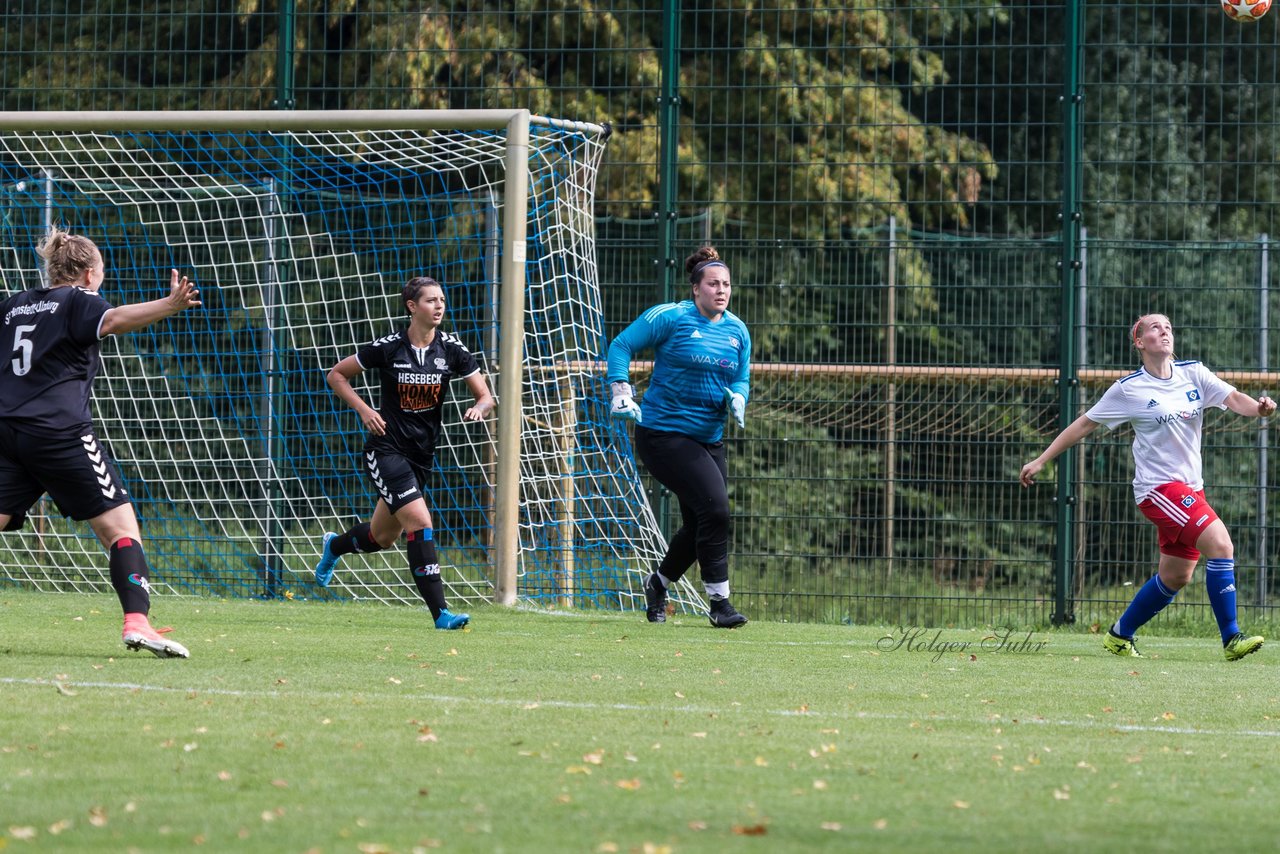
37, 227, 101, 287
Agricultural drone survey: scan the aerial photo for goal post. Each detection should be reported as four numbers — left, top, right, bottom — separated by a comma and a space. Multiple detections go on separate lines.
0, 110, 695, 615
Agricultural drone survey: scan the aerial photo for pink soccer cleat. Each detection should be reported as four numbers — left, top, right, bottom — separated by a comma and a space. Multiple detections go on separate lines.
122, 614, 190, 659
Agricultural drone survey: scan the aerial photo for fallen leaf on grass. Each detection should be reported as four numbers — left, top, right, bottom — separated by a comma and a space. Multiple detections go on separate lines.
732, 824, 768, 836
584, 751, 605, 765
565, 765, 592, 775
54, 682, 76, 697
821, 822, 842, 831
873, 819, 888, 830
9, 826, 37, 840
953, 801, 970, 809
614, 779, 641, 790
48, 820, 72, 835
87, 807, 108, 828
687, 821, 707, 831
1161, 712, 1176, 721
1053, 787, 1070, 800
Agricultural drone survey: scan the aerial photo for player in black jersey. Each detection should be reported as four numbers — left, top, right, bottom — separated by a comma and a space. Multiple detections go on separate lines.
314, 276, 494, 629
0, 227, 200, 658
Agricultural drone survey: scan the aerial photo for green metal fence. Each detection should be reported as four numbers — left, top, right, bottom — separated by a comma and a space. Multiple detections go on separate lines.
4, 1, 1280, 628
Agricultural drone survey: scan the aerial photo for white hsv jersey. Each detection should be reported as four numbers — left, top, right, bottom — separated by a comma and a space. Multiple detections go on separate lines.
1085, 361, 1235, 503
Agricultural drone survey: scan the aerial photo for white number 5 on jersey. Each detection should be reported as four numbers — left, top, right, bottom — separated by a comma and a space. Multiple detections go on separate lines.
11, 324, 36, 376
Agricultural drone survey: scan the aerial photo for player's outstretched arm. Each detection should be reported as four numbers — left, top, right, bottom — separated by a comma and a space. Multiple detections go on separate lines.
100, 269, 201, 336
1019, 413, 1101, 487
328, 355, 386, 436
1224, 390, 1277, 418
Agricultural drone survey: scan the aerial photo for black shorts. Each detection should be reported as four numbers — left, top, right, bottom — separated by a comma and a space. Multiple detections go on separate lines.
0, 420, 131, 528
363, 447, 432, 513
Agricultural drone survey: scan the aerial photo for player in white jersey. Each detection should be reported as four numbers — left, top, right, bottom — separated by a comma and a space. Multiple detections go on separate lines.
1020, 314, 1273, 661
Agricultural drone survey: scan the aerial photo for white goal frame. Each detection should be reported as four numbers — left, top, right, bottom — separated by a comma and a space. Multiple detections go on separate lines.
0, 109, 598, 607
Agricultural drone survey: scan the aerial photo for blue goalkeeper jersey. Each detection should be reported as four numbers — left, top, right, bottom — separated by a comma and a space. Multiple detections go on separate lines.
607, 300, 751, 443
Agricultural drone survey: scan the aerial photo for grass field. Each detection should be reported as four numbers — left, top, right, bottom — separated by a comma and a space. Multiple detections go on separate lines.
3, 589, 1280, 853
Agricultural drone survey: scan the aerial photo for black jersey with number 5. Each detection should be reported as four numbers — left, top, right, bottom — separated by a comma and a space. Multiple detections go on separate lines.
0, 286, 111, 433
355, 330, 480, 464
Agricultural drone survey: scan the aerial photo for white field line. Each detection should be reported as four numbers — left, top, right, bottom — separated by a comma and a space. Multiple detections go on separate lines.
3, 676, 1278, 739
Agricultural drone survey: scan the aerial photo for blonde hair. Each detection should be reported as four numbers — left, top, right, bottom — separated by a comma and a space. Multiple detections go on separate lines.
1130, 313, 1171, 346
36, 227, 101, 287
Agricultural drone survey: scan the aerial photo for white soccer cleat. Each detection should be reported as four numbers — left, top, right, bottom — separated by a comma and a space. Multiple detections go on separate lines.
123, 624, 190, 659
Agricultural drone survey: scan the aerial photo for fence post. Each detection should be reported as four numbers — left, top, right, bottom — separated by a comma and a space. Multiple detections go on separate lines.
1052, 0, 1086, 626
1259, 233, 1269, 610
272, 0, 296, 110
884, 217, 897, 577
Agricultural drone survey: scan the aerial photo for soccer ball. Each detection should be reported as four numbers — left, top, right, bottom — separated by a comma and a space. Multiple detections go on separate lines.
1223, 0, 1271, 22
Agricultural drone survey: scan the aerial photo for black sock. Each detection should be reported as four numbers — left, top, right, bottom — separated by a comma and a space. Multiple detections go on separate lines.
332, 522, 383, 557
109, 537, 151, 615
407, 529, 446, 619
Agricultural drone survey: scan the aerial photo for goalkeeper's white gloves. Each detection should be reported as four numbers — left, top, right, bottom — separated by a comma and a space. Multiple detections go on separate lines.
610, 381, 643, 424
724, 387, 746, 429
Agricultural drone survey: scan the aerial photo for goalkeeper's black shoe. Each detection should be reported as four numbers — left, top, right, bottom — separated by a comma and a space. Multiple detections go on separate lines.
708, 596, 747, 629
644, 572, 668, 623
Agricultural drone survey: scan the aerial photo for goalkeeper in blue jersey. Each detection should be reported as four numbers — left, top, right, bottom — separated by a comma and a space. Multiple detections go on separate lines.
607, 245, 752, 628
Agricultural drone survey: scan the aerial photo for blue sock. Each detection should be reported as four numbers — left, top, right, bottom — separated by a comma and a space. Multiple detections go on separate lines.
1114, 574, 1178, 639
1205, 558, 1240, 645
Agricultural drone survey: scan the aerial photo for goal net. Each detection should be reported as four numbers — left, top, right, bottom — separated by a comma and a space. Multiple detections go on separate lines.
0, 111, 701, 615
